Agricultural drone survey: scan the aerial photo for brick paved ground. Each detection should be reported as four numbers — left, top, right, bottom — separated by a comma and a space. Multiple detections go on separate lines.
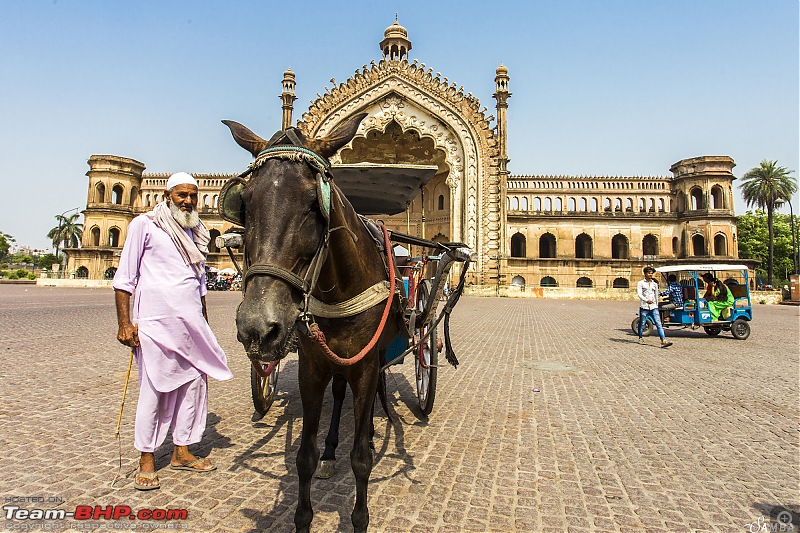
0, 285, 797, 532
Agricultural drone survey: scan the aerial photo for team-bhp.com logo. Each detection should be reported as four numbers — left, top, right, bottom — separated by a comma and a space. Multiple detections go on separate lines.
4, 504, 188, 521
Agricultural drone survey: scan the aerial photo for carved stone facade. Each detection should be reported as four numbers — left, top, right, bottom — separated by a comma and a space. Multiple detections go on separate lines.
66, 20, 741, 288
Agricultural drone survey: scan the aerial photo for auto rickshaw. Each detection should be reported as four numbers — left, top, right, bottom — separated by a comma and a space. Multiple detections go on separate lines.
631, 263, 753, 340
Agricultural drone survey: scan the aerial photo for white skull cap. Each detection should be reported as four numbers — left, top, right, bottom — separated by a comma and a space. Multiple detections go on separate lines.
166, 172, 198, 191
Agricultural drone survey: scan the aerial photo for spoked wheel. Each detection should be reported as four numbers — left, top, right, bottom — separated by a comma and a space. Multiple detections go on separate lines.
415, 279, 438, 416
731, 318, 751, 340
250, 360, 280, 416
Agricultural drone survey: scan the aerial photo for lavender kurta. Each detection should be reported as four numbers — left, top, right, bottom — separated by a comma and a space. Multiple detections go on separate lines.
113, 214, 232, 393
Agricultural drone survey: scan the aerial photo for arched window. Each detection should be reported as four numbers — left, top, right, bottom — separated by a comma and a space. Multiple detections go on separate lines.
511, 232, 526, 258
511, 197, 519, 210
576, 276, 593, 288
112, 185, 124, 204
643, 234, 658, 256
91, 226, 101, 246
612, 277, 629, 288
539, 233, 556, 258
540, 276, 558, 287
554, 197, 562, 211
437, 194, 445, 210
208, 229, 221, 253
677, 191, 686, 212
603, 198, 612, 211
714, 233, 727, 256
76, 266, 89, 279
213, 195, 219, 208
710, 186, 724, 209
521, 197, 528, 211
672, 236, 679, 255
590, 198, 598, 212
658, 198, 665, 212
543, 197, 552, 211
568, 198, 576, 211
615, 198, 622, 211
612, 234, 629, 259
692, 234, 706, 256
104, 267, 117, 280
625, 198, 633, 212
533, 197, 541, 211
95, 182, 106, 203
130, 187, 138, 207
639, 198, 646, 212
575, 233, 593, 259
511, 275, 526, 287
690, 187, 704, 210
108, 227, 121, 248
145, 194, 151, 207
203, 194, 210, 208
580, 197, 587, 211
649, 198, 656, 212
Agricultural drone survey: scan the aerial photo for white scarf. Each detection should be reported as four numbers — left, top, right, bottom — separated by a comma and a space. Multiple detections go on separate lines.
150, 201, 210, 278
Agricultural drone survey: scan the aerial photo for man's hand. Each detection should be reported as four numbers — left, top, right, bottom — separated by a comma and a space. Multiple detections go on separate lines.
115, 289, 139, 347
646, 300, 654, 304
117, 322, 140, 347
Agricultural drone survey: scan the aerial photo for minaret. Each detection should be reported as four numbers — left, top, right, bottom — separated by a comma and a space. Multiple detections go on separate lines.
380, 15, 412, 60
280, 68, 297, 130
493, 64, 511, 174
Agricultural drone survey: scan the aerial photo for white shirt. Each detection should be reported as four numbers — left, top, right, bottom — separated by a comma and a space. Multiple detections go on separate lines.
637, 279, 659, 310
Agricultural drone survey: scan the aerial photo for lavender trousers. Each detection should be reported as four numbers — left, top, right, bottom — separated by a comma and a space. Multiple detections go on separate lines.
134, 371, 208, 453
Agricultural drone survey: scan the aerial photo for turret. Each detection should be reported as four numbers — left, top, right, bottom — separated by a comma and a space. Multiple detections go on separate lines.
280, 68, 297, 130
380, 16, 412, 60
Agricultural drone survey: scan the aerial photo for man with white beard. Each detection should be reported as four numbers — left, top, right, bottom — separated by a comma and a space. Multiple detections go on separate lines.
113, 172, 232, 490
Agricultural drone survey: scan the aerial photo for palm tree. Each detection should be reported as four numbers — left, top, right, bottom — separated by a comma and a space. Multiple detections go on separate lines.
47, 213, 83, 257
740, 160, 797, 285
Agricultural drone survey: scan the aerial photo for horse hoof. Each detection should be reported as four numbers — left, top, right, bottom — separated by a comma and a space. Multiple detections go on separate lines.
315, 459, 336, 479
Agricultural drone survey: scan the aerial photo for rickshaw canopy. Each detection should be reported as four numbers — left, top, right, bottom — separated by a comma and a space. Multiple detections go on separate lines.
655, 264, 749, 273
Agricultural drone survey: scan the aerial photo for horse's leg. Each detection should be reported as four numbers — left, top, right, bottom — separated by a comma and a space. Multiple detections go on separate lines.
316, 373, 347, 479
349, 366, 380, 533
294, 355, 329, 533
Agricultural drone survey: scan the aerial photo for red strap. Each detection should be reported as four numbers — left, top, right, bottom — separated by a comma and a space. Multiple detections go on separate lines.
309, 224, 396, 366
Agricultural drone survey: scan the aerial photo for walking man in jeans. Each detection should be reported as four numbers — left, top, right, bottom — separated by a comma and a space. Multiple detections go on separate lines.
637, 266, 673, 348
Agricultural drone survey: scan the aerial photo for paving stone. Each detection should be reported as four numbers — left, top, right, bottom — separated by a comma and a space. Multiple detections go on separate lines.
0, 286, 797, 532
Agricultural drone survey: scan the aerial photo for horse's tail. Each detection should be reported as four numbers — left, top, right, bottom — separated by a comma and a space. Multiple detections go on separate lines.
377, 369, 394, 423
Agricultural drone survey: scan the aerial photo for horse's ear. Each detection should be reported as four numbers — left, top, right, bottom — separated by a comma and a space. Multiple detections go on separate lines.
222, 120, 268, 158
306, 112, 368, 159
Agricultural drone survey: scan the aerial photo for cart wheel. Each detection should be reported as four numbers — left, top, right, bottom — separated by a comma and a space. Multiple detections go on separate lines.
731, 319, 751, 340
251, 361, 280, 415
631, 317, 654, 337
704, 326, 722, 336
415, 279, 438, 416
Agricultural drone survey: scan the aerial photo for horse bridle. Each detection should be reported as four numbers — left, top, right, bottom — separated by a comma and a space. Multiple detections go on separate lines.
235, 133, 335, 324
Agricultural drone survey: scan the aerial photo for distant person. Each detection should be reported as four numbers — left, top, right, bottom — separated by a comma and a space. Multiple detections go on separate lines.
636, 266, 673, 348
113, 172, 233, 491
659, 274, 684, 312
701, 272, 734, 320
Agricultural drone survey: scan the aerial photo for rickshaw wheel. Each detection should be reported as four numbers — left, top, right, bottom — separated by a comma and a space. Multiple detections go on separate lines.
631, 317, 654, 337
704, 326, 722, 336
415, 280, 438, 416
731, 319, 751, 340
251, 361, 280, 416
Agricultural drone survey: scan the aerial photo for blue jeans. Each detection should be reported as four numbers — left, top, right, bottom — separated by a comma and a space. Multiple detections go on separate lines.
639, 308, 666, 339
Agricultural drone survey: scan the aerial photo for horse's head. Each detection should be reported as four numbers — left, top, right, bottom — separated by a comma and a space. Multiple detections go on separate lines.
223, 113, 367, 362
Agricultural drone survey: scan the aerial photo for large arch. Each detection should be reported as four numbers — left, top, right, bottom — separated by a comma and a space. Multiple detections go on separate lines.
298, 59, 499, 275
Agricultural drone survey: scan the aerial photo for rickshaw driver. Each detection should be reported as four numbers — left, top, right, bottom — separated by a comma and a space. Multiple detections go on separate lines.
659, 274, 684, 318
637, 266, 673, 348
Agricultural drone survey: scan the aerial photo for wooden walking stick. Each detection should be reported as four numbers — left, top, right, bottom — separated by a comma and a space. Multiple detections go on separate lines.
111, 348, 135, 487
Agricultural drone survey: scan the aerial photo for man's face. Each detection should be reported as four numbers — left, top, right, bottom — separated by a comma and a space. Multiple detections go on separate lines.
644, 270, 654, 281
166, 184, 198, 212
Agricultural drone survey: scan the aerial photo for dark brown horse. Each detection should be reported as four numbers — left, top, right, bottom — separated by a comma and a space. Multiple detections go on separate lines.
224, 113, 401, 532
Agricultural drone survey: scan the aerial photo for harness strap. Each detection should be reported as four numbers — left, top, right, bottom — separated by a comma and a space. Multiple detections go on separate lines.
244, 265, 309, 293
308, 281, 392, 319
306, 224, 396, 366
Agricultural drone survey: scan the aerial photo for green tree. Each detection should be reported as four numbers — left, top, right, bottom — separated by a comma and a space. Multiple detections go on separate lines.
37, 253, 59, 270
739, 160, 798, 285
47, 213, 83, 257
737, 210, 797, 286
0, 232, 13, 262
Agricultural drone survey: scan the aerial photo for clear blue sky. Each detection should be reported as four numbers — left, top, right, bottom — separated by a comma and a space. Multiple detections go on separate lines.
1, 0, 797, 251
